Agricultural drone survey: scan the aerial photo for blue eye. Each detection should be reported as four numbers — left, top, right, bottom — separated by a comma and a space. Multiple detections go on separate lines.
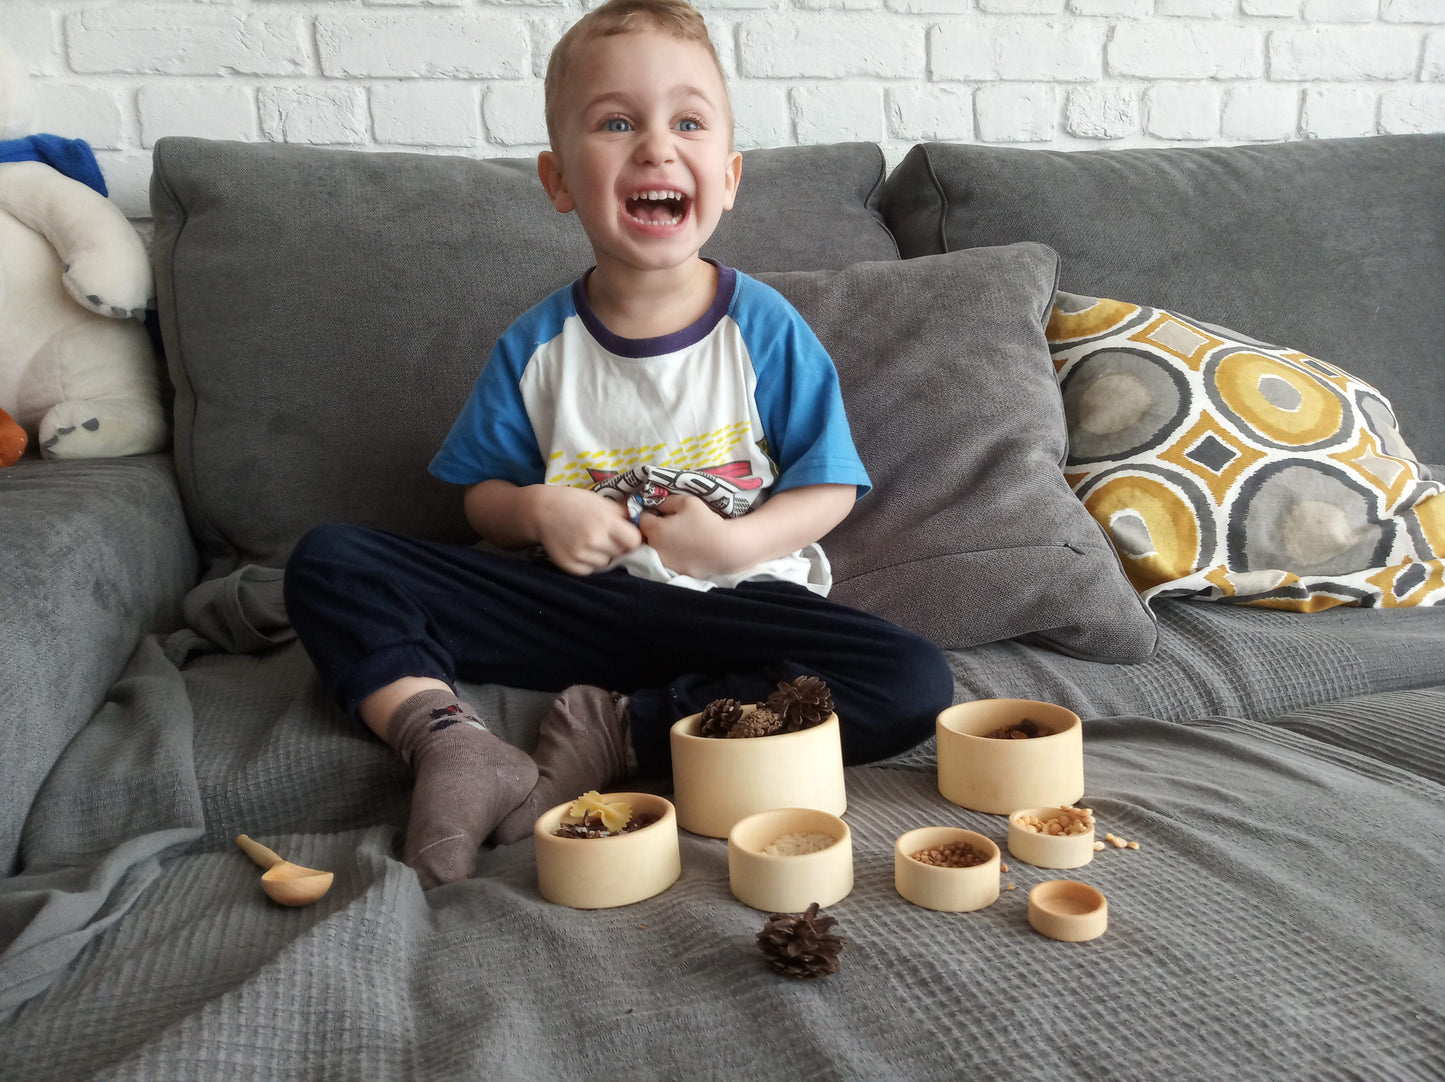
677, 118, 701, 132
604, 118, 631, 133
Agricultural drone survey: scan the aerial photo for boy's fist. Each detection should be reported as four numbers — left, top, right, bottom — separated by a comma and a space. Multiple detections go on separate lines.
638, 492, 734, 579
535, 486, 643, 575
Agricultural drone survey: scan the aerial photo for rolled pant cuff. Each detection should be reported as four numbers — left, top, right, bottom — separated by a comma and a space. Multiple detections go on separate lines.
333, 642, 453, 721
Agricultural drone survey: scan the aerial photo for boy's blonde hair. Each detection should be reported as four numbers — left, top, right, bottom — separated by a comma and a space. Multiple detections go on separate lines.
544, 0, 732, 148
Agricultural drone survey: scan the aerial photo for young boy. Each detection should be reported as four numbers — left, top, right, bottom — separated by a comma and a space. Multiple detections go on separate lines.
284, 0, 953, 889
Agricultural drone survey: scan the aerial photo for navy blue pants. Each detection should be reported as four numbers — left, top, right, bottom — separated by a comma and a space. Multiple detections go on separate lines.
283, 523, 954, 775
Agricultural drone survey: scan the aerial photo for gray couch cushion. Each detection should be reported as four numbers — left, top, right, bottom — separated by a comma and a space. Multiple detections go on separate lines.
148, 138, 897, 578
0, 456, 196, 874
761, 245, 1157, 661
880, 135, 1445, 463
932, 596, 1445, 740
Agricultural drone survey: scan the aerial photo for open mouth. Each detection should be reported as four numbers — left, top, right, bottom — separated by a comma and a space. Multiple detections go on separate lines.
625, 189, 690, 228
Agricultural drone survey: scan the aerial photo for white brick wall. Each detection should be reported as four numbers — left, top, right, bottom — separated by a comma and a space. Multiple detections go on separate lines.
4, 0, 1443, 218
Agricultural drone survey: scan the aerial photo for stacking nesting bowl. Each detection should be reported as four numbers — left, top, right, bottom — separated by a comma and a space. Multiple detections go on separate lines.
1028, 880, 1109, 942
533, 792, 681, 909
893, 827, 1001, 913
936, 700, 1084, 815
727, 807, 853, 912
1007, 806, 1096, 870
669, 710, 846, 838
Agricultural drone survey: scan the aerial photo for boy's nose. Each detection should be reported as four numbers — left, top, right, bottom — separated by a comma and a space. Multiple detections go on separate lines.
633, 127, 676, 165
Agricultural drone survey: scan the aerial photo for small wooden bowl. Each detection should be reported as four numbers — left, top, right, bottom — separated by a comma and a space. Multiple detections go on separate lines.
1028, 880, 1108, 942
533, 792, 680, 909
669, 710, 845, 838
728, 807, 853, 912
894, 827, 1001, 913
936, 700, 1084, 814
1007, 806, 1096, 870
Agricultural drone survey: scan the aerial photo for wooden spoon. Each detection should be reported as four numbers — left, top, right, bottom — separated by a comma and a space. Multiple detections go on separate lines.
236, 834, 334, 907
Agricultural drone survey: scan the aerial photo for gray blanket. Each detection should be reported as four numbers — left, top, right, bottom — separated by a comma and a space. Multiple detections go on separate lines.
2, 578, 1443, 1079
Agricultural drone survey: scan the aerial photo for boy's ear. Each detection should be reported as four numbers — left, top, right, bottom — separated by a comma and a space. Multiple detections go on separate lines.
538, 151, 575, 213
721, 150, 743, 212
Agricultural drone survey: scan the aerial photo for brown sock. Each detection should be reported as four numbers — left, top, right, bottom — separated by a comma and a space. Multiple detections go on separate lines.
492, 686, 632, 845
387, 689, 538, 888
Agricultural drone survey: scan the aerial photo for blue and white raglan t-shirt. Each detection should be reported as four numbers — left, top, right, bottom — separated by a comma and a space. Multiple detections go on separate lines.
429, 262, 871, 595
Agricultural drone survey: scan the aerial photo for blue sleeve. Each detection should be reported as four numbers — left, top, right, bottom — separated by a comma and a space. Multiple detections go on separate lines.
428, 290, 572, 486
730, 274, 872, 499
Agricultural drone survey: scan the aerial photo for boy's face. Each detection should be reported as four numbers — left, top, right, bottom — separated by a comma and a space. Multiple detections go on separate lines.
539, 27, 742, 278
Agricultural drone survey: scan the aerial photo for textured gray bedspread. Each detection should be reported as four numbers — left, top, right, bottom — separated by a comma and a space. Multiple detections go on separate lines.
2, 591, 1442, 1079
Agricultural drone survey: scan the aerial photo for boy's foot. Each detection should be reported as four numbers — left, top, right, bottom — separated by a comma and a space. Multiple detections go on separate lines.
492, 685, 631, 845
387, 689, 538, 888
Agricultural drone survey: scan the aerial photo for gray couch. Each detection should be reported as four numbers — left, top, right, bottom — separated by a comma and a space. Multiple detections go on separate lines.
2, 134, 1441, 1080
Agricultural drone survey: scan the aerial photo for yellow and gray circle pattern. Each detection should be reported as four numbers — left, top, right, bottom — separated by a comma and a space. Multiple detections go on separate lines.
1048, 293, 1445, 611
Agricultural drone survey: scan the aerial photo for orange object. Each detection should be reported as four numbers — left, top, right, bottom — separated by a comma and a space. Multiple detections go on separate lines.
0, 407, 26, 466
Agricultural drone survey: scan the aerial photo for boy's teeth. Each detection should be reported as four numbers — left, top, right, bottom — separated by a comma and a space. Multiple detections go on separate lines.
626, 189, 686, 226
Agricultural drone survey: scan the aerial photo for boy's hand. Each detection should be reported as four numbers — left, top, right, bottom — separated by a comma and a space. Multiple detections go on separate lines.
637, 492, 735, 579
467, 480, 855, 581
466, 479, 643, 576
639, 484, 857, 580
534, 486, 643, 575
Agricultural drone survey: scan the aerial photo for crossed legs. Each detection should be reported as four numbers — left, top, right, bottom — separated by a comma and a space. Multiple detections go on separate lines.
285, 523, 953, 887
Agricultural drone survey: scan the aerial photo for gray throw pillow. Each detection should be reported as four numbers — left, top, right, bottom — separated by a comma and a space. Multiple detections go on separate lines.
761, 244, 1158, 662
149, 138, 898, 579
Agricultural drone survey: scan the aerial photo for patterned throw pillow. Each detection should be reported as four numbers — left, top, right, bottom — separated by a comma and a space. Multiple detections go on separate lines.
1047, 292, 1445, 610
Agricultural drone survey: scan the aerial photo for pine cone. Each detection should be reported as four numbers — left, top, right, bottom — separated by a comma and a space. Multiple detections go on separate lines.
766, 675, 834, 733
698, 697, 746, 738
756, 902, 845, 979
726, 707, 783, 739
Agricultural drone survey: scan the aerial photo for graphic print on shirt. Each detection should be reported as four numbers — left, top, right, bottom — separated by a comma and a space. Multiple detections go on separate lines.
590, 461, 763, 520
544, 419, 775, 521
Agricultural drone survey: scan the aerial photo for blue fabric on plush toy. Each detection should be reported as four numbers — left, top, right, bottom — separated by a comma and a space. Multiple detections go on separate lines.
0, 134, 106, 195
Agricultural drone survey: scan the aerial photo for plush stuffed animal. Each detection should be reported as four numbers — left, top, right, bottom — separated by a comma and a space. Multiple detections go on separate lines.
0, 35, 166, 464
